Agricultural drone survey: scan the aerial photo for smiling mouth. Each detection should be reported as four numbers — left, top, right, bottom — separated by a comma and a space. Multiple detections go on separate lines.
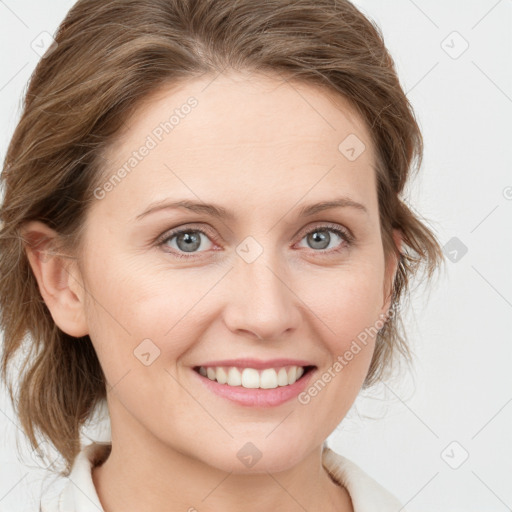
193, 365, 316, 389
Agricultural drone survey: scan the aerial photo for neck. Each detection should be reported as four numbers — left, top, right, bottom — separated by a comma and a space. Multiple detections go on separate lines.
92, 399, 353, 512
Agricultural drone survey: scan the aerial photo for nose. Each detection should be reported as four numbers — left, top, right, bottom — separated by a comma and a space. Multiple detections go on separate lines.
222, 250, 302, 342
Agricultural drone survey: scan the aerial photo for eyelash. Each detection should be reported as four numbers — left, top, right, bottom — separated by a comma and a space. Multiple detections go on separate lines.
156, 223, 354, 260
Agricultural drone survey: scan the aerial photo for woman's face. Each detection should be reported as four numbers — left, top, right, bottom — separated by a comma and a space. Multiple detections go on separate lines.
74, 71, 398, 472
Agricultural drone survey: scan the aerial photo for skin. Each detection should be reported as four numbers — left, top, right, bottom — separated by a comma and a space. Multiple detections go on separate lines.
24, 70, 400, 512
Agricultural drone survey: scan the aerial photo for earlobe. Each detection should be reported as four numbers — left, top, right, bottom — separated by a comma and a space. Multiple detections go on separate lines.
21, 221, 89, 338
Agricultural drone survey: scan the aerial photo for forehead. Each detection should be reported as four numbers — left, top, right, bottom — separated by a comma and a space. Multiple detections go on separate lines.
96, 71, 377, 219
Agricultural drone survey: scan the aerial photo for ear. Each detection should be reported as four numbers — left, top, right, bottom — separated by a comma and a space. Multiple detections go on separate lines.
21, 221, 89, 337
380, 228, 402, 314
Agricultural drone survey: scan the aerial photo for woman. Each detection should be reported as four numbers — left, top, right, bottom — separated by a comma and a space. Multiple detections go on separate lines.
0, 0, 444, 510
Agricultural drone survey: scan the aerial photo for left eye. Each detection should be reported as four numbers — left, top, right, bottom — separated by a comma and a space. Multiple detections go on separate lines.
158, 224, 352, 258
296, 226, 350, 252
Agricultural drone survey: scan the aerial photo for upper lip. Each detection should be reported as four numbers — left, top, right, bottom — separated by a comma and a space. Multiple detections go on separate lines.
194, 358, 316, 370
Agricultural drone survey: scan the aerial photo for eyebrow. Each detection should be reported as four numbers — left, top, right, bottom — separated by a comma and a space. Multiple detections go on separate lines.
136, 196, 368, 221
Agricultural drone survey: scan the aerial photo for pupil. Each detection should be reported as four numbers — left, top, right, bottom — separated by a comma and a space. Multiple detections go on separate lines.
178, 232, 200, 252
309, 230, 329, 249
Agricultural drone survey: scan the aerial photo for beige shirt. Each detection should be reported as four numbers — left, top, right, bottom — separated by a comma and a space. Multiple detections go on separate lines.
40, 442, 407, 511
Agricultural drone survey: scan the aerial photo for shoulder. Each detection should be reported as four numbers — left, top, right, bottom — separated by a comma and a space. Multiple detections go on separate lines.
322, 445, 408, 511
40, 442, 109, 512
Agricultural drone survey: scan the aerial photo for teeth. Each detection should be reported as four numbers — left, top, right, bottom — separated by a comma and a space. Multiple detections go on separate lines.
198, 365, 308, 388
277, 367, 289, 386
216, 367, 228, 384
227, 367, 242, 386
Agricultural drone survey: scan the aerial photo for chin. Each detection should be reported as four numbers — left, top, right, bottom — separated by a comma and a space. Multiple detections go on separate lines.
196, 435, 313, 474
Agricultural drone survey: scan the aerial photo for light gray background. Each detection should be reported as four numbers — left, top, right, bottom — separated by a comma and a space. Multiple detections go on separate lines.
1, 1, 511, 511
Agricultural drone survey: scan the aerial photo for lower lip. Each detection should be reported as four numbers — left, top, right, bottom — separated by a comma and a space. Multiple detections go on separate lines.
192, 367, 316, 407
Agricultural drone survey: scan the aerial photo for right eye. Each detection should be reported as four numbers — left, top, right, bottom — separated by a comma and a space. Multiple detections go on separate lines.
158, 227, 216, 258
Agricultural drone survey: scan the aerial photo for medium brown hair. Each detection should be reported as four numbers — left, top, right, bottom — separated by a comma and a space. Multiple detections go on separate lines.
0, 0, 444, 475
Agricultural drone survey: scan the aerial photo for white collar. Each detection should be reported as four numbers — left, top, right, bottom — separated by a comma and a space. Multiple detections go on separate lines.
42, 442, 406, 511
322, 445, 407, 511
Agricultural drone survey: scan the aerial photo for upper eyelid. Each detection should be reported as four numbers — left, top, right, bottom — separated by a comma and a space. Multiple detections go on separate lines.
156, 223, 216, 244
298, 222, 352, 239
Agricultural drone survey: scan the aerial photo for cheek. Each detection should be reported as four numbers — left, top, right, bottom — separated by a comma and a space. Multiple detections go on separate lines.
81, 251, 209, 371
301, 261, 386, 347
289, 265, 386, 432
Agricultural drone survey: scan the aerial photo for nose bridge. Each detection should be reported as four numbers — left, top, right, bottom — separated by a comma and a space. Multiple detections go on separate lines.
223, 236, 300, 339
240, 252, 284, 307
